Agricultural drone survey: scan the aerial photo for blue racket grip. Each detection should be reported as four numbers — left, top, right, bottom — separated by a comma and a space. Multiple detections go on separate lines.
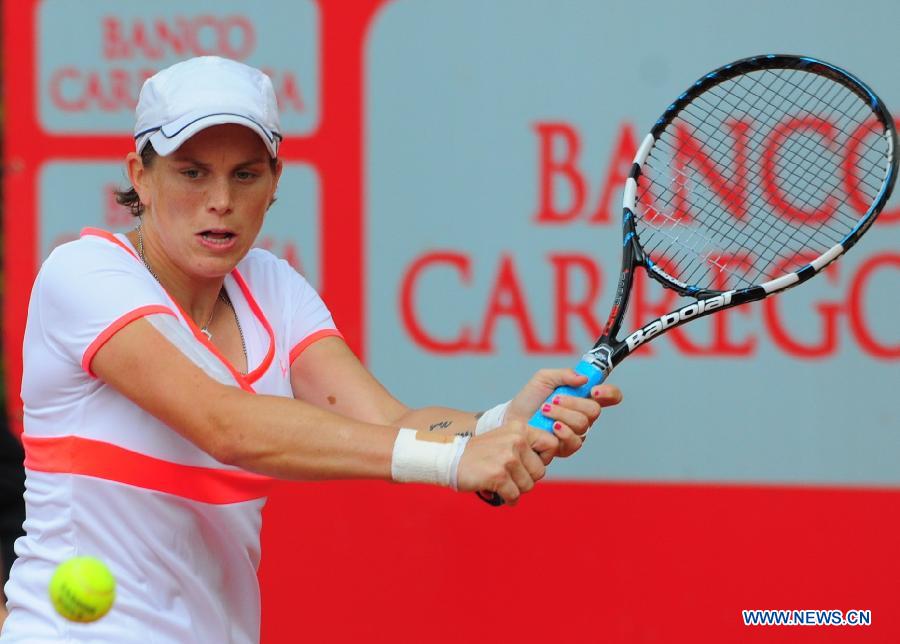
478, 356, 609, 507
528, 359, 608, 431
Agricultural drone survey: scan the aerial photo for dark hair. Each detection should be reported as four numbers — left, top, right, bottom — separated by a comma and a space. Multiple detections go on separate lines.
114, 142, 280, 217
115, 144, 158, 217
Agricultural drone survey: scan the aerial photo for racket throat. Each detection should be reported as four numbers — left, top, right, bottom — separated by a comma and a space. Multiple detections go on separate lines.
583, 344, 615, 376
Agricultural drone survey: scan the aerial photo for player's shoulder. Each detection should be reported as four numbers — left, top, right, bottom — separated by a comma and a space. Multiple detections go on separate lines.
40, 230, 139, 280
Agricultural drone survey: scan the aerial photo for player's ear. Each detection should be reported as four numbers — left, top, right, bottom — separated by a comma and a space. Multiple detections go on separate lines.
268, 158, 283, 209
272, 158, 283, 190
126, 151, 152, 209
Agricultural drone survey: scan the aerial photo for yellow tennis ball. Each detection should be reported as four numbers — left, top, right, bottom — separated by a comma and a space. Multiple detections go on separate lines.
48, 556, 116, 623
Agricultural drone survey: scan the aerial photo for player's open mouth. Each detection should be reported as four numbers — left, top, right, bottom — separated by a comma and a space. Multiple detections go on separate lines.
199, 231, 236, 245
197, 230, 238, 251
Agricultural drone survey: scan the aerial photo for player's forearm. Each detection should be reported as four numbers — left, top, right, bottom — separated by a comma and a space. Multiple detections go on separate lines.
392, 406, 479, 436
199, 388, 399, 481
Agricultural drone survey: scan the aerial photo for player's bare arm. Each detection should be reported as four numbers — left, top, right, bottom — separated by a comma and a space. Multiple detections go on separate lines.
91, 315, 557, 503
289, 335, 621, 457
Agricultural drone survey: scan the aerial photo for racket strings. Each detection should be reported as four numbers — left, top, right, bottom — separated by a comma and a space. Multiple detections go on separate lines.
656, 71, 869, 271
703, 68, 883, 228
635, 66, 889, 291
657, 75, 875, 283
644, 68, 884, 286
640, 74, 796, 283
730, 71, 881, 249
648, 70, 884, 286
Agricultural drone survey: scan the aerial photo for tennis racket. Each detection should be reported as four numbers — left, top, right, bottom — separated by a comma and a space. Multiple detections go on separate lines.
480, 54, 897, 506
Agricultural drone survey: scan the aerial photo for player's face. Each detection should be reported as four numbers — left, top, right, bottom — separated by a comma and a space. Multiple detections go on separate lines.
137, 124, 282, 280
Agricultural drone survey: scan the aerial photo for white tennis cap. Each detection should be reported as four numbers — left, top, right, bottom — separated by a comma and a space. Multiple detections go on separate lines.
134, 56, 282, 158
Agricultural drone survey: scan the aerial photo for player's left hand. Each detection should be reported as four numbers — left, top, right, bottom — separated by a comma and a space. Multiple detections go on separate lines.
507, 369, 623, 459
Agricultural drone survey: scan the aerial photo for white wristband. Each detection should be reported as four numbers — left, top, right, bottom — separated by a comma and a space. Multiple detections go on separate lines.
448, 435, 470, 491
391, 429, 469, 489
475, 401, 510, 436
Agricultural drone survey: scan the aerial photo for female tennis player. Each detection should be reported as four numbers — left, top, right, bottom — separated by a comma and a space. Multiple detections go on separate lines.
0, 56, 622, 642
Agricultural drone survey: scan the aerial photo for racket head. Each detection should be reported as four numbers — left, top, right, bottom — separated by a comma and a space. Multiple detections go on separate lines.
612, 54, 897, 342
507, 55, 897, 508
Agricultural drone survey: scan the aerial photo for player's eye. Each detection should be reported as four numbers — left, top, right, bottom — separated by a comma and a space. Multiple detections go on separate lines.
235, 170, 258, 181
180, 168, 202, 179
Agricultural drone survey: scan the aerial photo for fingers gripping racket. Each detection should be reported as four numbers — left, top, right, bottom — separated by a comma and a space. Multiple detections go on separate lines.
481, 54, 897, 506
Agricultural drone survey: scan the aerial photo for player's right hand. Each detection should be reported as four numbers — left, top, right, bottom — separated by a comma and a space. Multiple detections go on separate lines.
455, 421, 558, 505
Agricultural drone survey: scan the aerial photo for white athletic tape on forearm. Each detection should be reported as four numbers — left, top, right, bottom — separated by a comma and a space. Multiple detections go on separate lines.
475, 401, 510, 436
391, 429, 468, 488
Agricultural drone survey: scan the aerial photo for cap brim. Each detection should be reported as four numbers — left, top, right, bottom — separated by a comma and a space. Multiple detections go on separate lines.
146, 113, 280, 158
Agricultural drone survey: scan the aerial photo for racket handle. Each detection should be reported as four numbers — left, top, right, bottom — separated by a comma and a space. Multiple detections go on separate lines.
528, 358, 608, 431
476, 357, 609, 507
475, 490, 505, 507
476, 360, 609, 507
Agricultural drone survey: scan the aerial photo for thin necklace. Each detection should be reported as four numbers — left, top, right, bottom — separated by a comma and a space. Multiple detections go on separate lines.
219, 289, 249, 375
136, 220, 248, 374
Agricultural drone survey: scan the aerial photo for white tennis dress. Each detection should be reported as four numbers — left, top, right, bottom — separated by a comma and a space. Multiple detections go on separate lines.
1, 230, 341, 643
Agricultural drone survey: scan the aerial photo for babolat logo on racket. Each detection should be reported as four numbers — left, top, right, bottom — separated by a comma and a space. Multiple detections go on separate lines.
624, 291, 734, 351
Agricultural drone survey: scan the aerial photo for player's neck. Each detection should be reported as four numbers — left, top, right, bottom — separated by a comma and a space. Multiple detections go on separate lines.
127, 228, 225, 329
